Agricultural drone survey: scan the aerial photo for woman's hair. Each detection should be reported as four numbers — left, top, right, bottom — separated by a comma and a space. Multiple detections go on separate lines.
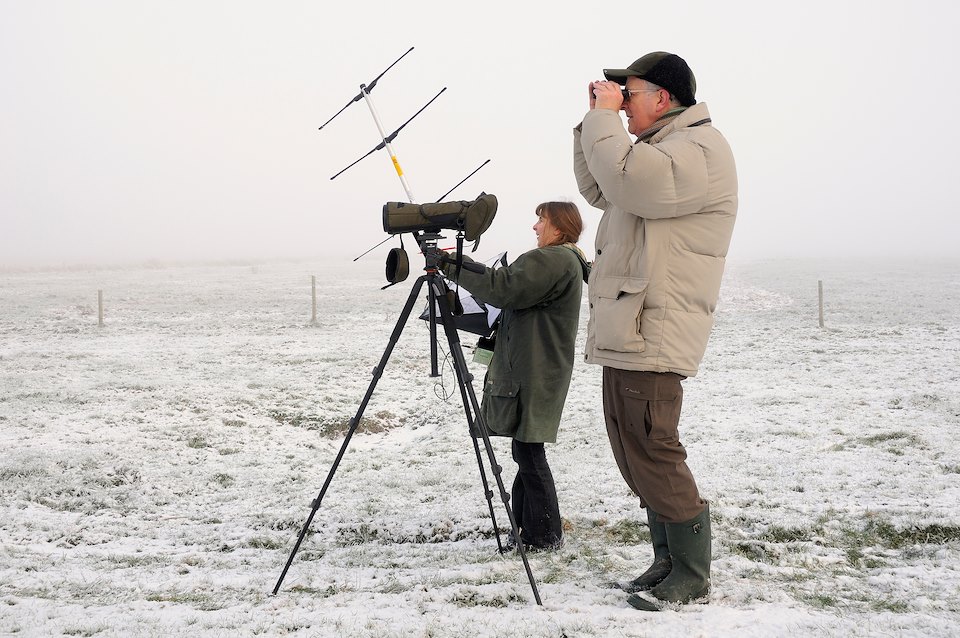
536, 201, 583, 245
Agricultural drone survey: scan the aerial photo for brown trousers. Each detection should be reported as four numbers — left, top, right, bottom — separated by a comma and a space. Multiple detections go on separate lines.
602, 367, 705, 523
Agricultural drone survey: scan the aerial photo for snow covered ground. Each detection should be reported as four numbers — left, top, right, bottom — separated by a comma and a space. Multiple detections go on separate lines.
1, 256, 958, 637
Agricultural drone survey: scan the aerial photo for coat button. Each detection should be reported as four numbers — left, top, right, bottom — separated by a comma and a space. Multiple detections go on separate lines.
597, 249, 602, 255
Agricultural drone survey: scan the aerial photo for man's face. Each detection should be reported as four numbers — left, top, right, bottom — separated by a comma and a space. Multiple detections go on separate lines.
622, 77, 663, 136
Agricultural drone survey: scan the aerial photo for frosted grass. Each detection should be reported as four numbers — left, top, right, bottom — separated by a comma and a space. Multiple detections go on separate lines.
1, 256, 958, 637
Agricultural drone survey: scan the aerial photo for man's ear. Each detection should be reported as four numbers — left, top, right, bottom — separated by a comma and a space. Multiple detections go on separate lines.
656, 90, 672, 113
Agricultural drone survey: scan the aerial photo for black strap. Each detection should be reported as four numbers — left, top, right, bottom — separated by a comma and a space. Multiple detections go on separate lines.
688, 118, 712, 127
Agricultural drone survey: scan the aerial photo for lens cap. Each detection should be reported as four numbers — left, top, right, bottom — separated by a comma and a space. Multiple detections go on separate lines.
385, 247, 409, 284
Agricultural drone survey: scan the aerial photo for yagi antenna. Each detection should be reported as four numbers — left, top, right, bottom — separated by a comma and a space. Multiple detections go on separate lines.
318, 47, 414, 131
318, 46, 443, 203
329, 87, 447, 184
435, 159, 491, 202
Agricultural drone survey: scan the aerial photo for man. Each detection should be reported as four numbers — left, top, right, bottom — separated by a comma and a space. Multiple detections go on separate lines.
573, 52, 737, 611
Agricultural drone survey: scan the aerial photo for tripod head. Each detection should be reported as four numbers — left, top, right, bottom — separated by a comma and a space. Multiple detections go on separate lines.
417, 232, 446, 272
417, 232, 486, 276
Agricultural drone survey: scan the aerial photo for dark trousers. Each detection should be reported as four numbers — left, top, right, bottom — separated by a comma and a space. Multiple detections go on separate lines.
602, 367, 705, 523
510, 440, 563, 546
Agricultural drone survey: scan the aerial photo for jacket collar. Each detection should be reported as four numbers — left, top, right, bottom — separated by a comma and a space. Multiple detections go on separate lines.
647, 102, 712, 144
560, 243, 592, 283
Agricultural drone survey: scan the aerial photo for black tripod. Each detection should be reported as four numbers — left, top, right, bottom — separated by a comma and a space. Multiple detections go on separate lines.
273, 232, 542, 605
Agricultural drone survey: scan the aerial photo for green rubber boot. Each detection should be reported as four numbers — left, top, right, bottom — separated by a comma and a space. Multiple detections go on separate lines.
621, 508, 671, 593
628, 504, 711, 611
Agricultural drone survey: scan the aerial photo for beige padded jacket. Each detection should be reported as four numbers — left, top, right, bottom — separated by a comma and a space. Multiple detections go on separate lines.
573, 102, 738, 377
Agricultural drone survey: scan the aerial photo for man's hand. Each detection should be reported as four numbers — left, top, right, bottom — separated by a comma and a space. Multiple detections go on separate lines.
589, 80, 623, 111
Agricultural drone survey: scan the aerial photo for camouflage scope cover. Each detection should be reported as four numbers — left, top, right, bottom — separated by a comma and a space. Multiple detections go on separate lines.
382, 193, 497, 242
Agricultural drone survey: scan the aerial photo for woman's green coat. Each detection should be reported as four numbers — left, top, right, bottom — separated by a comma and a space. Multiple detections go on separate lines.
442, 245, 588, 443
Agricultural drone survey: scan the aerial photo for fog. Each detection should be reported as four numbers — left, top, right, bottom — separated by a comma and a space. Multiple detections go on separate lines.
2, 0, 958, 269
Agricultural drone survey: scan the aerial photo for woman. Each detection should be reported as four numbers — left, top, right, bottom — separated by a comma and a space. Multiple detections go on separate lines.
441, 201, 588, 551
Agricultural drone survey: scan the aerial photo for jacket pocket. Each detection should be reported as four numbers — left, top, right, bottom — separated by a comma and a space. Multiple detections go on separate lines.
593, 276, 648, 353
618, 375, 682, 439
480, 378, 521, 437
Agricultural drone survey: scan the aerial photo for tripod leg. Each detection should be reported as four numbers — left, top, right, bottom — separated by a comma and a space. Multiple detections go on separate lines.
428, 274, 439, 377
273, 275, 428, 595
430, 275, 543, 606
452, 364, 505, 552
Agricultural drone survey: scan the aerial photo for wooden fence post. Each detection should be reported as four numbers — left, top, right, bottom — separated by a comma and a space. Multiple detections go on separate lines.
818, 280, 824, 329
310, 276, 318, 325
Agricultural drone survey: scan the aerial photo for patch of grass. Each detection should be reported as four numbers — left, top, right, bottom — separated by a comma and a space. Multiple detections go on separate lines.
0, 464, 49, 482
186, 435, 208, 449
604, 519, 650, 545
246, 536, 286, 550
844, 547, 886, 568
779, 568, 815, 583
268, 517, 310, 532
289, 584, 343, 597
14, 391, 47, 400
62, 627, 106, 637
831, 517, 960, 572
760, 525, 817, 544
730, 541, 774, 563
870, 598, 910, 613
33, 485, 122, 514
145, 589, 225, 611
296, 549, 326, 562
211, 473, 235, 487
859, 431, 922, 447
106, 553, 166, 568
567, 543, 619, 574
728, 524, 823, 566
101, 466, 140, 487
266, 409, 404, 438
449, 588, 526, 608
335, 523, 381, 546
864, 521, 960, 548
539, 562, 570, 584
7, 586, 54, 600
801, 593, 839, 609
831, 431, 925, 454
378, 577, 411, 594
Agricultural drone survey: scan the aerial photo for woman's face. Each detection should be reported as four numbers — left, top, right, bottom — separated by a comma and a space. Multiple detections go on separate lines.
533, 214, 562, 248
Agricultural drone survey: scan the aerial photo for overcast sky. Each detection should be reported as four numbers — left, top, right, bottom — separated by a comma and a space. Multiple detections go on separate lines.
2, 1, 958, 268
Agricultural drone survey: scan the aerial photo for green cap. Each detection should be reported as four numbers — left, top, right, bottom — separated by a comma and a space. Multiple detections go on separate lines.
603, 52, 697, 107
